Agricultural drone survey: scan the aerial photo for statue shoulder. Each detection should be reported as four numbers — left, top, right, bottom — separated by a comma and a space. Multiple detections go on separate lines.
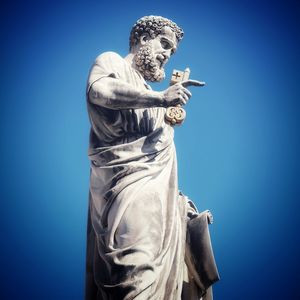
87, 52, 127, 92
95, 51, 124, 66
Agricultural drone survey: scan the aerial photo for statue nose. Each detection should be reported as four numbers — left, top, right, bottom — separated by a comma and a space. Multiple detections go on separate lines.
161, 52, 170, 62
163, 51, 171, 59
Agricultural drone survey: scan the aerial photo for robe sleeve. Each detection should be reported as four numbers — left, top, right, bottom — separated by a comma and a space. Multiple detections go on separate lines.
86, 51, 123, 94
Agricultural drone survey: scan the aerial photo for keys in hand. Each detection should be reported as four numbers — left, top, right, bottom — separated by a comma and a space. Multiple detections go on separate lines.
165, 68, 205, 125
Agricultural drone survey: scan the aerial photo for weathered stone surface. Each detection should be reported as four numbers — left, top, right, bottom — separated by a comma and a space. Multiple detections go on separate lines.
85, 15, 217, 300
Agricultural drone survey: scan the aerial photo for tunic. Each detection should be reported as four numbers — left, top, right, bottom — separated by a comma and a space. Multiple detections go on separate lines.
85, 52, 195, 300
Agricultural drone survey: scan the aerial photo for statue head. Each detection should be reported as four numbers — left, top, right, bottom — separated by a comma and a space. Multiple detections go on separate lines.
129, 16, 184, 82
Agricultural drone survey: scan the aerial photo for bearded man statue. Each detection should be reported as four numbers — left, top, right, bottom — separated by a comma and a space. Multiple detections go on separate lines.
85, 16, 219, 300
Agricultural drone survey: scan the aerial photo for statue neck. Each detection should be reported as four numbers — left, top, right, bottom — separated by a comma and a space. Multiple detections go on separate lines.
124, 52, 145, 80
124, 53, 135, 68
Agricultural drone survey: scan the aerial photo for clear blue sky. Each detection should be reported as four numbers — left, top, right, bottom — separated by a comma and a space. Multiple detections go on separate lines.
1, 0, 300, 299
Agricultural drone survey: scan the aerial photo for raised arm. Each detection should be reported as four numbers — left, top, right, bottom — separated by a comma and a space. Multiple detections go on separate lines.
88, 77, 203, 110
88, 77, 164, 109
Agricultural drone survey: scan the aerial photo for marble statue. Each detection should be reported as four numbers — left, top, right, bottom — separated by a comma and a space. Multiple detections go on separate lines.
85, 16, 219, 300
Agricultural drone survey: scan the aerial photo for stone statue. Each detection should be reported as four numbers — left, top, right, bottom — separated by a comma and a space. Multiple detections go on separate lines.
85, 16, 219, 300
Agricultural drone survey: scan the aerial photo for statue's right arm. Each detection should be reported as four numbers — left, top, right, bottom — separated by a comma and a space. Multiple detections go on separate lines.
88, 77, 166, 109
88, 77, 201, 110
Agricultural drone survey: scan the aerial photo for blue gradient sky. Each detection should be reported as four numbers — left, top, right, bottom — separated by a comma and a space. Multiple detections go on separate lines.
1, 0, 300, 299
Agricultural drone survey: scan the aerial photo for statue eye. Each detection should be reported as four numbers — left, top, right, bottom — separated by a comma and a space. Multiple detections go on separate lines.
161, 39, 172, 50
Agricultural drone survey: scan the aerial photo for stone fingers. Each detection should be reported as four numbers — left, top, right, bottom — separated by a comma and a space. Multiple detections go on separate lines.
178, 90, 189, 105
182, 87, 192, 98
181, 79, 205, 87
163, 82, 197, 107
176, 86, 192, 106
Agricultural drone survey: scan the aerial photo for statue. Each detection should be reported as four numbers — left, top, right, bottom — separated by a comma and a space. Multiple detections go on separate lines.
85, 16, 219, 300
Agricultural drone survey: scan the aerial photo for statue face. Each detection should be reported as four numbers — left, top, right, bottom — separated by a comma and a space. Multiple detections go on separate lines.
134, 26, 178, 82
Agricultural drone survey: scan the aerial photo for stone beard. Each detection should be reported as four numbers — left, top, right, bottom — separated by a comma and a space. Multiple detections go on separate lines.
134, 40, 165, 82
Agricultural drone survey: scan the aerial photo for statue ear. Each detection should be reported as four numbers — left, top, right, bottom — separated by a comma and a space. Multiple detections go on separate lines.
139, 33, 149, 45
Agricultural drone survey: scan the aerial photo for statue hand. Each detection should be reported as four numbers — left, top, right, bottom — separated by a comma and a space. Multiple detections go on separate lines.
181, 79, 205, 88
162, 82, 191, 106
162, 80, 205, 107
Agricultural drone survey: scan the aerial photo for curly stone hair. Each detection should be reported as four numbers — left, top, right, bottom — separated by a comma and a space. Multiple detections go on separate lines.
129, 15, 184, 51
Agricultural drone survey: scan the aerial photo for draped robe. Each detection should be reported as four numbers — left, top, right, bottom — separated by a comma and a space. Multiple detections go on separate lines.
85, 52, 202, 300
